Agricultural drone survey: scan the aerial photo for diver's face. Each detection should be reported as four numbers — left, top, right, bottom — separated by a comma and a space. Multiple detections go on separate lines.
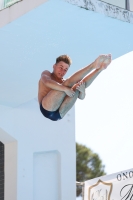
53, 61, 69, 78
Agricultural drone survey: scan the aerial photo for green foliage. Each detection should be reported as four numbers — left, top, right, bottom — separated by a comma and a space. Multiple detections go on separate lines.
76, 143, 106, 196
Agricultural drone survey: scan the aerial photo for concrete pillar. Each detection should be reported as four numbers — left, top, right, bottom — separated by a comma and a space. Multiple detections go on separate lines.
0, 128, 17, 200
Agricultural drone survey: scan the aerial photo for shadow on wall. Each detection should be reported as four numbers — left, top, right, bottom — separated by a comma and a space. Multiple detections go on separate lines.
0, 0, 21, 10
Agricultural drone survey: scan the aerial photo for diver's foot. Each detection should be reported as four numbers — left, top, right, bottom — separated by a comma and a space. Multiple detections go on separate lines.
101, 54, 112, 70
94, 54, 111, 69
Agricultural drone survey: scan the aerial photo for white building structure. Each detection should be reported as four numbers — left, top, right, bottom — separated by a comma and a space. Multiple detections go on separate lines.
101, 0, 133, 11
0, 0, 133, 200
0, 100, 75, 200
0, 1, 76, 200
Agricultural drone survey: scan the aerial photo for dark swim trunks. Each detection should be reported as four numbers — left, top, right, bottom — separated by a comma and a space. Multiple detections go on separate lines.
40, 103, 62, 121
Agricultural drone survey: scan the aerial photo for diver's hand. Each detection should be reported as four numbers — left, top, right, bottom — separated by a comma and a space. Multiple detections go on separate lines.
64, 87, 75, 97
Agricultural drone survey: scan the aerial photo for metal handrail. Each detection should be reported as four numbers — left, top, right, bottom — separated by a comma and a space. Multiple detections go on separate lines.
76, 181, 85, 200
76, 181, 84, 186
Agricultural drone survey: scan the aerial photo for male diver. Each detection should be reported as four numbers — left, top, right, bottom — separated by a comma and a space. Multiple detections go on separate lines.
38, 54, 111, 121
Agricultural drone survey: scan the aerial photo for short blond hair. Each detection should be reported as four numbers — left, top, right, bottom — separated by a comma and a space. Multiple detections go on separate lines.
56, 55, 72, 66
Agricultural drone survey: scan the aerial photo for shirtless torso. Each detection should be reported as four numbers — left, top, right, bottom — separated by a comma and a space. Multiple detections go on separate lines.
38, 70, 65, 105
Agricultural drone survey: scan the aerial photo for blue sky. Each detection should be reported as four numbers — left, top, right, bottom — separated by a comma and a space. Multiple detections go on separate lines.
1, 0, 133, 177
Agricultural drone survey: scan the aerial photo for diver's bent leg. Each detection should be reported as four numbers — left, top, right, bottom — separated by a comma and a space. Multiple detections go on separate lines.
42, 90, 66, 111
59, 90, 79, 118
63, 63, 94, 87
41, 64, 96, 112
63, 54, 111, 88
42, 69, 100, 112
41, 62, 94, 111
42, 55, 111, 112
82, 55, 112, 88
83, 69, 101, 88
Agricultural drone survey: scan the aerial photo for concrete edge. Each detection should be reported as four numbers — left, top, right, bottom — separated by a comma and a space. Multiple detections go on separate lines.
0, 0, 48, 28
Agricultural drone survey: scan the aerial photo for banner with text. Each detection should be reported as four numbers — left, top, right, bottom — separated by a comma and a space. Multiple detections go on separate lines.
84, 168, 133, 200
0, 0, 21, 11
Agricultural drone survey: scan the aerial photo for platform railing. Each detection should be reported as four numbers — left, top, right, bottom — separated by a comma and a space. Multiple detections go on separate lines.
0, 0, 21, 11
76, 181, 84, 200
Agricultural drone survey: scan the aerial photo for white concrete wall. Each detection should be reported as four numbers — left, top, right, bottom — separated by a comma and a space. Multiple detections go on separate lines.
33, 150, 61, 200
0, 0, 21, 11
0, 0, 4, 10
101, 0, 125, 8
127, 0, 133, 11
66, 0, 133, 23
104, 0, 133, 11
0, 99, 76, 200
0, 0, 47, 28
128, 0, 133, 11
0, 1, 76, 199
